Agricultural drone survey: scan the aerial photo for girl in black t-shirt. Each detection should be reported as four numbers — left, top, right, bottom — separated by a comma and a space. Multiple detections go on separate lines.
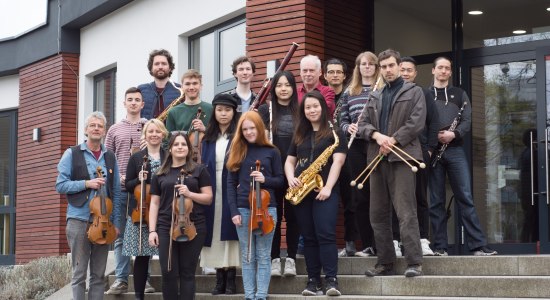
284, 91, 347, 296
148, 132, 212, 300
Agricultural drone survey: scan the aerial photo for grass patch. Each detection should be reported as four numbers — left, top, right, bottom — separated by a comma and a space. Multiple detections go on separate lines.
0, 256, 71, 300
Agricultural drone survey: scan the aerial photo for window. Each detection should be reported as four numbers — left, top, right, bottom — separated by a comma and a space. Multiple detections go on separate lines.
0, 110, 16, 265
190, 17, 246, 102
93, 69, 117, 128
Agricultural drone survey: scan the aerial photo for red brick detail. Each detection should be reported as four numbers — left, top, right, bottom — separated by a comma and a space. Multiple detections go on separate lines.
246, 0, 370, 251
16, 53, 79, 263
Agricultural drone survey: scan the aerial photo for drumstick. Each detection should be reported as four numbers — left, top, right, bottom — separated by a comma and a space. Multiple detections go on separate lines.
389, 148, 418, 172
392, 145, 426, 169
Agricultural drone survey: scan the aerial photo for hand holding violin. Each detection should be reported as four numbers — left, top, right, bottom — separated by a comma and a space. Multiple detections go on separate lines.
139, 170, 149, 182
249, 170, 265, 183
85, 177, 105, 189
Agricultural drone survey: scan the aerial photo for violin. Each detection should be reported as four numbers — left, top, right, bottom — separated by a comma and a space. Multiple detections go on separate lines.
188, 107, 204, 163
246, 160, 274, 262
132, 155, 151, 225
87, 166, 117, 245
171, 168, 197, 242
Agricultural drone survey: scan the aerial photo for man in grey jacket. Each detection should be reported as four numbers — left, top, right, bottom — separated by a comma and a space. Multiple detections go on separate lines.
358, 49, 426, 277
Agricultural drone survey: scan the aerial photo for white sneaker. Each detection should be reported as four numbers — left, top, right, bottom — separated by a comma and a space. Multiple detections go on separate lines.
421, 238, 435, 256
393, 240, 402, 257
202, 266, 216, 275
283, 257, 296, 277
271, 258, 282, 276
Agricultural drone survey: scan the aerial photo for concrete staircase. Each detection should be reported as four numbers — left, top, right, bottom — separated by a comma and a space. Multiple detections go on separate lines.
103, 255, 550, 299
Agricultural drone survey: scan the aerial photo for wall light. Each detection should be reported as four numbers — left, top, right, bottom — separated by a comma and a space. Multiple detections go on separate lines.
468, 10, 483, 15
547, 7, 550, 12
513, 29, 527, 34
32, 128, 41, 142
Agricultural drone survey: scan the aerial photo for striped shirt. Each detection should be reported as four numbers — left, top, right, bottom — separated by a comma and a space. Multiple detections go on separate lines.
339, 85, 372, 135
105, 118, 148, 190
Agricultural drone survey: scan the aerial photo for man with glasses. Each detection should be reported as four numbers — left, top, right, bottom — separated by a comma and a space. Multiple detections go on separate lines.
56, 111, 122, 300
105, 87, 152, 294
298, 54, 336, 119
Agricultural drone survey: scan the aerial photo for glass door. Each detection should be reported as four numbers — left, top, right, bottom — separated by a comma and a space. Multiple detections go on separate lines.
464, 49, 550, 254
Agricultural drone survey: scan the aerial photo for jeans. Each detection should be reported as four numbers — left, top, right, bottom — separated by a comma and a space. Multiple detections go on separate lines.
293, 191, 339, 279
66, 218, 109, 300
235, 207, 277, 300
114, 191, 131, 282
370, 161, 422, 266
429, 146, 487, 251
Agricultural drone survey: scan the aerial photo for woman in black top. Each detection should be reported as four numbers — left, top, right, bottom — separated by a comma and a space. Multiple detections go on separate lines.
148, 132, 213, 300
258, 70, 300, 276
124, 119, 167, 299
284, 91, 347, 297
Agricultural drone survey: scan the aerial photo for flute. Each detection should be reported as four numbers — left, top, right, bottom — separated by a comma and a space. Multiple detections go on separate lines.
347, 76, 382, 148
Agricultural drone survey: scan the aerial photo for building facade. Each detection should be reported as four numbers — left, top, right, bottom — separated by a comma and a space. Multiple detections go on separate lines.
0, 0, 549, 264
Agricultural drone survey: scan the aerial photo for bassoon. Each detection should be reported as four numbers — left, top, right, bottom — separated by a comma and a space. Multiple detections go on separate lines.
249, 42, 300, 111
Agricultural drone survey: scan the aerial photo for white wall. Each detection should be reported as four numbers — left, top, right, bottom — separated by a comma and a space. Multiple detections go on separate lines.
0, 75, 19, 110
78, 0, 245, 141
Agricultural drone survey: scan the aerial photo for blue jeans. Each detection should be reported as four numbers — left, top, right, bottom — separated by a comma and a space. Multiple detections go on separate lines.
293, 191, 339, 279
235, 207, 277, 300
114, 191, 131, 282
429, 146, 487, 251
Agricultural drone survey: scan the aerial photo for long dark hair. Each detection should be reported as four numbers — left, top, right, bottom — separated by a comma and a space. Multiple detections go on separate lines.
203, 104, 238, 142
269, 70, 299, 136
157, 132, 197, 175
293, 91, 332, 145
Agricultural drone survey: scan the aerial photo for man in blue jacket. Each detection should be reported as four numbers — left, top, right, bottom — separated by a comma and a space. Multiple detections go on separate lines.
139, 49, 182, 120
56, 111, 121, 300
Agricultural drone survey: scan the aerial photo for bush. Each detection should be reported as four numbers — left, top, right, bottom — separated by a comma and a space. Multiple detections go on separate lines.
0, 256, 71, 300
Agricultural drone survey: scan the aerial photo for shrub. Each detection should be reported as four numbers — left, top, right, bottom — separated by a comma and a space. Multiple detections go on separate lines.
0, 256, 71, 300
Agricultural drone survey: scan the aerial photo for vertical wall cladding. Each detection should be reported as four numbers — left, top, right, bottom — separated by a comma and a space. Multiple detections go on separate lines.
16, 53, 79, 263
324, 0, 370, 78
246, 0, 325, 90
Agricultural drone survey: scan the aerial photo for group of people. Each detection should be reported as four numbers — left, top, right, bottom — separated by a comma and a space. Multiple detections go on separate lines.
55, 47, 496, 300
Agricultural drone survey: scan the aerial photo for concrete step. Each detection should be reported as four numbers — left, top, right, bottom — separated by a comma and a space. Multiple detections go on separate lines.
107, 274, 550, 298
143, 255, 550, 276
104, 293, 549, 300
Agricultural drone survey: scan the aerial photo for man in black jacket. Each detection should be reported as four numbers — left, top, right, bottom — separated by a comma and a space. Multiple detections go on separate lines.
427, 57, 497, 256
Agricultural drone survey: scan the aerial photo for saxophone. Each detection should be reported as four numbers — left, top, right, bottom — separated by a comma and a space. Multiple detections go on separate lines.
285, 122, 339, 205
157, 82, 185, 122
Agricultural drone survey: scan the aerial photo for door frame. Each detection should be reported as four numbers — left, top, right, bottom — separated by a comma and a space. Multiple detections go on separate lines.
459, 42, 550, 254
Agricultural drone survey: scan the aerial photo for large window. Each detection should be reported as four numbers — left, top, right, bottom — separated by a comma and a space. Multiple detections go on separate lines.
190, 18, 246, 103
0, 110, 16, 265
93, 68, 117, 128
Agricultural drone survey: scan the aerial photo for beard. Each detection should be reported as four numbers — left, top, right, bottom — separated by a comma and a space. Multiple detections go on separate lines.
153, 70, 170, 80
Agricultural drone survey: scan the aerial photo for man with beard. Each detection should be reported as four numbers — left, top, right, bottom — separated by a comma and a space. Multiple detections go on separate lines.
358, 49, 425, 277
139, 49, 182, 120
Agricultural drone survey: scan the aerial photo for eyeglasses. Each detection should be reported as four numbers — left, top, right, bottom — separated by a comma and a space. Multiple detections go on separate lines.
171, 130, 189, 137
327, 70, 344, 75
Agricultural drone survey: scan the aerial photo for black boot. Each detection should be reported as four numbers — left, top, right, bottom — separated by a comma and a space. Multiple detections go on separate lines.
134, 292, 144, 300
211, 268, 226, 295
225, 267, 237, 294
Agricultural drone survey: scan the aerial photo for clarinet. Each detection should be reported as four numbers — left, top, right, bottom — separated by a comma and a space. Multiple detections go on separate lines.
431, 101, 467, 167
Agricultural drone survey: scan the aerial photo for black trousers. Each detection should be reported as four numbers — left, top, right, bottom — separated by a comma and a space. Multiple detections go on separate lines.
271, 185, 300, 260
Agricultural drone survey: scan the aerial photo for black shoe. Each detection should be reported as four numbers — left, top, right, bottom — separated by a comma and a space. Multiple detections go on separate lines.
134, 292, 144, 300
433, 249, 448, 256
302, 277, 323, 296
472, 246, 497, 256
404, 264, 423, 277
325, 277, 341, 296
211, 268, 226, 295
225, 267, 237, 294
345, 241, 356, 256
365, 263, 395, 277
